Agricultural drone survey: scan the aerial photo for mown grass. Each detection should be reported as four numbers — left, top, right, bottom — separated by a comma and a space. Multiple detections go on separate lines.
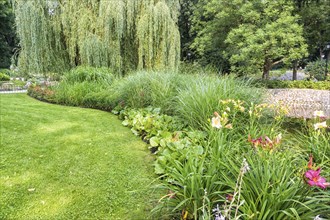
0, 94, 159, 219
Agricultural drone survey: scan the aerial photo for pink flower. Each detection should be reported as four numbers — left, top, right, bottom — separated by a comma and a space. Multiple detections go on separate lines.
305, 168, 329, 189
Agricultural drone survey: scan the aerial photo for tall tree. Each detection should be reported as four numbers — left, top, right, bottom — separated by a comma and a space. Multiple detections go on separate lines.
224, 0, 308, 79
0, 0, 16, 68
178, 0, 198, 61
13, 0, 180, 75
293, 0, 330, 60
190, 0, 242, 70
190, 0, 309, 78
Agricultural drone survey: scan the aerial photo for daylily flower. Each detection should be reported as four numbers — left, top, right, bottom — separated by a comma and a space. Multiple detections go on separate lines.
211, 111, 232, 129
211, 114, 222, 129
313, 121, 327, 130
305, 168, 329, 189
313, 110, 325, 118
248, 134, 281, 150
248, 134, 262, 147
307, 154, 313, 169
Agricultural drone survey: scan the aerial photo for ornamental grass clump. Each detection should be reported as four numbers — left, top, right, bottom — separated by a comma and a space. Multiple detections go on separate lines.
174, 75, 263, 130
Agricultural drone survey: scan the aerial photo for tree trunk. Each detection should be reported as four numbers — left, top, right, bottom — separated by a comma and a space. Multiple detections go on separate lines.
262, 59, 272, 80
292, 60, 298, 80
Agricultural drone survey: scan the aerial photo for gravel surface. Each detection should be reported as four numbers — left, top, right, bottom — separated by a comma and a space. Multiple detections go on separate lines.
270, 71, 307, 81
266, 88, 330, 118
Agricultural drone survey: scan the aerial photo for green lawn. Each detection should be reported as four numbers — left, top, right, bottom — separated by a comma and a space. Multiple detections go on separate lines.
0, 94, 159, 219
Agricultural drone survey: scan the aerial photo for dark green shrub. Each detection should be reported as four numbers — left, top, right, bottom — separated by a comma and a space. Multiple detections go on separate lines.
63, 66, 115, 84
252, 79, 330, 90
109, 71, 188, 114
51, 66, 116, 106
305, 60, 327, 81
82, 90, 115, 111
0, 72, 10, 81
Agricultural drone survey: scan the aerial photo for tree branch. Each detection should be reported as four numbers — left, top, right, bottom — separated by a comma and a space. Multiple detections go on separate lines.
271, 59, 283, 66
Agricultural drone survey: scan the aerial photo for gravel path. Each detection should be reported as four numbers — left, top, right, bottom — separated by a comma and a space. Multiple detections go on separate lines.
266, 88, 330, 118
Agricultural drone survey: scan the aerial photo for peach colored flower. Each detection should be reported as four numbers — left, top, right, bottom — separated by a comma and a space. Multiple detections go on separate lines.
211, 112, 222, 129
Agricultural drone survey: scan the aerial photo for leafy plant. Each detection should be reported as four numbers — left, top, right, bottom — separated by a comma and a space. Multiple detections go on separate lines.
252, 79, 330, 90
175, 75, 263, 130
305, 60, 328, 81
62, 66, 115, 84
0, 72, 10, 81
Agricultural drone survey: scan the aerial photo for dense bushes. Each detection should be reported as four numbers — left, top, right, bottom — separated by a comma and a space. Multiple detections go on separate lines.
253, 79, 330, 90
0, 72, 10, 81
305, 60, 328, 81
40, 67, 115, 107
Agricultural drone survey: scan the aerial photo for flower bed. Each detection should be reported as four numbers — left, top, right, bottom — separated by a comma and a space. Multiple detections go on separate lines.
27, 69, 330, 219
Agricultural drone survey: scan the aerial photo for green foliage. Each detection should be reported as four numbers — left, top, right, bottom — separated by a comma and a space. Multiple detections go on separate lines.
27, 66, 115, 107
253, 79, 330, 90
151, 108, 330, 219
294, 0, 330, 59
13, 0, 180, 74
62, 66, 115, 84
0, 72, 10, 81
239, 153, 330, 219
174, 75, 263, 129
109, 71, 186, 114
118, 107, 207, 176
305, 60, 328, 81
189, 0, 329, 76
225, 0, 308, 79
119, 107, 185, 140
292, 117, 330, 172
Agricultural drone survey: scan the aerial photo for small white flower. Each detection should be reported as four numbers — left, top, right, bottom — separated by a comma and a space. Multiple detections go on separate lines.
314, 215, 324, 220
313, 121, 327, 130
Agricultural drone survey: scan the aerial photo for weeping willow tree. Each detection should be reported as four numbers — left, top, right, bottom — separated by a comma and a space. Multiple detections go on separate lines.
13, 0, 180, 75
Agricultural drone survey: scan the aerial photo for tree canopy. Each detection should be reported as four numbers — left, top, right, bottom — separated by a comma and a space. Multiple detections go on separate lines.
225, 0, 308, 79
190, 0, 309, 78
0, 0, 16, 68
10, 0, 330, 78
13, 0, 180, 75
